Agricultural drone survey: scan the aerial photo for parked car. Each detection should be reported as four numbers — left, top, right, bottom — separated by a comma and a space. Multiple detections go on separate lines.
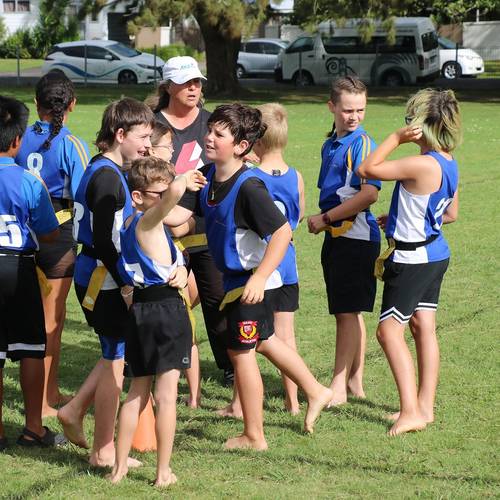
42, 40, 164, 84
438, 36, 484, 79
237, 38, 289, 78
275, 18, 440, 87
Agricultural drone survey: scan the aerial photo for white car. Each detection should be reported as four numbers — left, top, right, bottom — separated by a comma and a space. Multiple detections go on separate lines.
42, 40, 164, 84
438, 37, 484, 79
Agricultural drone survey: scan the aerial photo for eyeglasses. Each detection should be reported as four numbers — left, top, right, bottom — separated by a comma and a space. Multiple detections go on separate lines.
141, 189, 168, 199
405, 116, 413, 125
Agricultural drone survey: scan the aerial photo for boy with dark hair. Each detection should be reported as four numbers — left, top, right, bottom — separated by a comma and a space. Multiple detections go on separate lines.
167, 103, 332, 450
108, 156, 205, 487
58, 97, 155, 467
0, 96, 66, 449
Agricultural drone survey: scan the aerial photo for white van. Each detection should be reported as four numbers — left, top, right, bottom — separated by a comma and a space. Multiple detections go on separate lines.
275, 18, 440, 86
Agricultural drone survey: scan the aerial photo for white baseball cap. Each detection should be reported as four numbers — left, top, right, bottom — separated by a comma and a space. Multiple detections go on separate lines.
161, 56, 206, 84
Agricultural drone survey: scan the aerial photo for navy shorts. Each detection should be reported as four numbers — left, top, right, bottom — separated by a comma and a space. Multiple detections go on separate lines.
224, 290, 275, 351
267, 284, 299, 313
0, 254, 46, 368
98, 335, 126, 361
380, 258, 449, 324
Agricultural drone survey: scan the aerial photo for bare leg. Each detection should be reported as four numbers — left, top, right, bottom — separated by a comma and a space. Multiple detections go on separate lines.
42, 277, 73, 418
347, 313, 367, 399
377, 318, 427, 436
20, 358, 45, 438
273, 311, 300, 415
0, 369, 3, 438
184, 344, 201, 408
257, 336, 332, 434
216, 372, 242, 418
89, 358, 125, 467
329, 312, 362, 406
224, 349, 267, 450
154, 370, 180, 487
107, 376, 151, 484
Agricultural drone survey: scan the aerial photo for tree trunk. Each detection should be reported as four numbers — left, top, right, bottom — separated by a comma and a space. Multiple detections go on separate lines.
195, 13, 241, 95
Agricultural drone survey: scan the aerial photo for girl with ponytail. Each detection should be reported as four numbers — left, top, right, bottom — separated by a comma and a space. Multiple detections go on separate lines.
16, 71, 90, 417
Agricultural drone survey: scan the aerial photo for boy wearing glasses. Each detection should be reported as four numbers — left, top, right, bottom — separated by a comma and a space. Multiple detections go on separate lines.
108, 156, 205, 487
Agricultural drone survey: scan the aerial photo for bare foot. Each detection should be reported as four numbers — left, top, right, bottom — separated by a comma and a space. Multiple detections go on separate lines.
106, 466, 128, 484
304, 387, 334, 434
347, 382, 366, 399
42, 406, 59, 419
388, 414, 427, 436
216, 403, 243, 419
183, 395, 201, 409
326, 398, 347, 409
155, 468, 177, 488
224, 434, 268, 451
285, 396, 300, 415
89, 454, 143, 468
386, 409, 434, 424
57, 406, 89, 449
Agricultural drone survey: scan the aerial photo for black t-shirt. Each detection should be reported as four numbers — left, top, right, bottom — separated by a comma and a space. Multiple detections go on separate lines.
85, 155, 127, 287
179, 164, 287, 239
155, 108, 211, 174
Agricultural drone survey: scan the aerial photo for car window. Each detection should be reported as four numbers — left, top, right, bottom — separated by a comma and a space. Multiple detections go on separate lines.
323, 37, 358, 54
263, 43, 282, 55
61, 46, 85, 58
109, 42, 140, 58
421, 31, 438, 52
438, 37, 458, 50
286, 37, 314, 54
86, 46, 111, 60
245, 42, 264, 54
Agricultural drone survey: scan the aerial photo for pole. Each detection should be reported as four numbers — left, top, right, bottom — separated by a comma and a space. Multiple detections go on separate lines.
153, 44, 157, 86
16, 45, 20, 86
84, 44, 88, 87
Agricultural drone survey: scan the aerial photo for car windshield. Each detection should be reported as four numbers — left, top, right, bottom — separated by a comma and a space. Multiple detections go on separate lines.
439, 37, 459, 50
108, 43, 141, 58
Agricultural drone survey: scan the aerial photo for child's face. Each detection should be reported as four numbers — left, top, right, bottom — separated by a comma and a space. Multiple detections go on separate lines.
168, 79, 202, 109
328, 91, 366, 135
119, 124, 152, 162
133, 180, 170, 211
204, 122, 248, 164
150, 132, 174, 163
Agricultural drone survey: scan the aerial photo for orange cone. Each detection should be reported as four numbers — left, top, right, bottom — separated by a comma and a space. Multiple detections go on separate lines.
132, 395, 157, 452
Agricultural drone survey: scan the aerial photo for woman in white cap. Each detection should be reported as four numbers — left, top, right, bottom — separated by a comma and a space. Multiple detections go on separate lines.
149, 56, 235, 391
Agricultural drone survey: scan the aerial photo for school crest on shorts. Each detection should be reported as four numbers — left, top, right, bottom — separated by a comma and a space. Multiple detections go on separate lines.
238, 320, 259, 344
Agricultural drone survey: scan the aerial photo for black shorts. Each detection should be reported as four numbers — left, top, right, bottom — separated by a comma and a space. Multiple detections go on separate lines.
75, 283, 130, 339
321, 235, 380, 314
36, 221, 76, 279
380, 258, 449, 324
267, 284, 299, 312
0, 254, 46, 368
224, 290, 275, 351
126, 285, 192, 377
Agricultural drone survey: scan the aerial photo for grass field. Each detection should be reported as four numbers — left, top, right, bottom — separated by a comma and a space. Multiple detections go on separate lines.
0, 59, 45, 73
0, 84, 498, 499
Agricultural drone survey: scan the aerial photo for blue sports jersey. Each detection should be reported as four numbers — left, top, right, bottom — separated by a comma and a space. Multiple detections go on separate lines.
119, 211, 184, 287
73, 156, 133, 288
253, 167, 300, 285
16, 121, 89, 200
317, 126, 381, 242
0, 157, 58, 252
386, 151, 459, 264
200, 165, 284, 293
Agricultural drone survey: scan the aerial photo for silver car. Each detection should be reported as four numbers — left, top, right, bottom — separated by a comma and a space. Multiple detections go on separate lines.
237, 38, 289, 78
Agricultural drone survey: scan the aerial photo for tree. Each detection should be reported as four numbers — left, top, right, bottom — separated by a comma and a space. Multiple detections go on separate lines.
80, 0, 270, 94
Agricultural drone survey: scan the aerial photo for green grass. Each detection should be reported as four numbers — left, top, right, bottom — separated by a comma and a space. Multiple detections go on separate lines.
0, 85, 498, 499
0, 59, 44, 73
481, 59, 500, 78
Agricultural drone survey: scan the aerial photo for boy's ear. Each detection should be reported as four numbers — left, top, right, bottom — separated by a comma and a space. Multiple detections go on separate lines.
234, 139, 250, 157
115, 128, 125, 144
327, 100, 335, 114
131, 189, 143, 206
68, 98, 77, 112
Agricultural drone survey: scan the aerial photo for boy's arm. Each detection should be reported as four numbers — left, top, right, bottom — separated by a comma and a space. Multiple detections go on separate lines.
357, 126, 433, 181
241, 221, 292, 304
140, 171, 206, 232
297, 171, 306, 222
442, 190, 459, 224
169, 218, 195, 238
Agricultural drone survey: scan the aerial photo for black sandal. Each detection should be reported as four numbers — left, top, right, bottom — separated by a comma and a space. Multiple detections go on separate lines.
0, 436, 7, 451
16, 426, 67, 447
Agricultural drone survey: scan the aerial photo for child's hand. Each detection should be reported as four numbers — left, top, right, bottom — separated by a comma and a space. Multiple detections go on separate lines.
183, 170, 207, 192
120, 285, 134, 309
307, 214, 327, 234
241, 274, 266, 304
243, 151, 260, 165
377, 214, 389, 231
169, 265, 188, 289
395, 126, 422, 144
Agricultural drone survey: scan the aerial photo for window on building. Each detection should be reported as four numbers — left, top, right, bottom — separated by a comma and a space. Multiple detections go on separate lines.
3, 0, 30, 11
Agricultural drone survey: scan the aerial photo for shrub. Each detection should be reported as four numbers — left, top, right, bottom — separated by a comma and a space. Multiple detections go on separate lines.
138, 44, 203, 63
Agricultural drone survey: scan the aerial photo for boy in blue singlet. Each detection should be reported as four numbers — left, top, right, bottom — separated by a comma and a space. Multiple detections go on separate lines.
252, 103, 305, 415
108, 157, 205, 487
0, 96, 66, 449
357, 88, 461, 436
168, 103, 332, 450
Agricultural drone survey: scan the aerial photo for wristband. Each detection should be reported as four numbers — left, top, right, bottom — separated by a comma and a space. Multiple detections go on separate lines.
120, 287, 133, 297
322, 212, 331, 225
